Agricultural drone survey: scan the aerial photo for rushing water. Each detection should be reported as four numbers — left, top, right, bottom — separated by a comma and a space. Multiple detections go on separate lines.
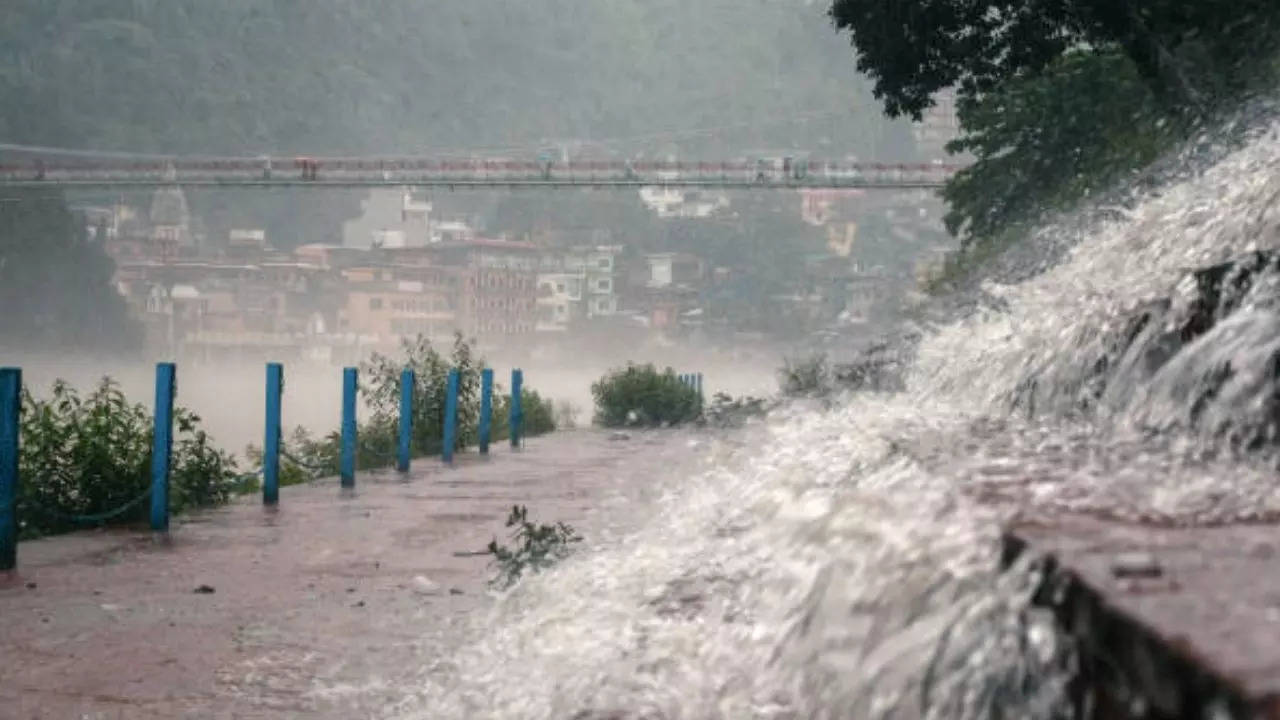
381, 108, 1280, 719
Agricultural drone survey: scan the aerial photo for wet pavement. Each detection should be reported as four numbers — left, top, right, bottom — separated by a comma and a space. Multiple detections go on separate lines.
0, 430, 689, 719
1012, 516, 1280, 718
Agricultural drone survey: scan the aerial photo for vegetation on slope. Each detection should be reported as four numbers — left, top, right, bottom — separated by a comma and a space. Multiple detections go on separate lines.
830, 0, 1280, 291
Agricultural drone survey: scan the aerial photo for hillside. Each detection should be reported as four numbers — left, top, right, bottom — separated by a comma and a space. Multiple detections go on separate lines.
1, 0, 908, 159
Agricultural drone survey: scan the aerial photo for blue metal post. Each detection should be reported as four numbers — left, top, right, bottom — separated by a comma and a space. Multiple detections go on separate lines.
442, 369, 459, 464
0, 368, 20, 571
263, 363, 283, 505
478, 368, 493, 455
340, 367, 357, 489
398, 368, 414, 473
510, 368, 523, 449
150, 363, 176, 532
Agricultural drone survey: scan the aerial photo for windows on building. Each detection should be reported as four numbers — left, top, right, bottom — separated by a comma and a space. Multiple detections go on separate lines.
369, 297, 383, 310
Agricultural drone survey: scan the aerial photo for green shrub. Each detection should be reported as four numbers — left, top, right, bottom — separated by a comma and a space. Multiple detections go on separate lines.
18, 378, 241, 538
779, 354, 831, 397
591, 363, 703, 428
275, 334, 558, 474
362, 332, 482, 456
486, 505, 582, 589
492, 388, 558, 441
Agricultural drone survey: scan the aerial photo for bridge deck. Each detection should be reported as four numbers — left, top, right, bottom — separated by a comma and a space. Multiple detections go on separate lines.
0, 156, 958, 189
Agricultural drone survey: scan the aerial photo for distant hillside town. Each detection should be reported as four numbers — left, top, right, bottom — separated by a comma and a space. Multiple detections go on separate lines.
82, 169, 952, 363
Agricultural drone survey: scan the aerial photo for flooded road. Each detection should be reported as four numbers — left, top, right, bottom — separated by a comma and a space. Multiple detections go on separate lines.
0, 430, 703, 719
6, 109, 1280, 719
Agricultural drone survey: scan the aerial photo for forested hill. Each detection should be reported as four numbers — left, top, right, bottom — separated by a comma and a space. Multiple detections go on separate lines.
0, 0, 911, 159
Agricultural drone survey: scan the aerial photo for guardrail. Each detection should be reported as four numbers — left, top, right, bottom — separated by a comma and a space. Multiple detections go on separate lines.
0, 157, 961, 189
0, 362, 529, 571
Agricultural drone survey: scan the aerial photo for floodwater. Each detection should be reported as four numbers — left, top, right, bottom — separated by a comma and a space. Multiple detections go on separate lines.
0, 430, 703, 718
381, 109, 1280, 718
7, 109, 1280, 717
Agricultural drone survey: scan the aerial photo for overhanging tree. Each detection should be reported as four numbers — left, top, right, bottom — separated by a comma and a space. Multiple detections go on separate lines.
829, 0, 1280, 119
942, 49, 1179, 244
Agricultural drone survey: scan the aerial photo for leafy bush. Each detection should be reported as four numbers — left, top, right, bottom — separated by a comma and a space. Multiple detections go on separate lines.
362, 333, 482, 456
18, 378, 241, 538
492, 388, 558, 442
276, 334, 557, 474
486, 505, 582, 589
591, 363, 703, 428
779, 354, 831, 397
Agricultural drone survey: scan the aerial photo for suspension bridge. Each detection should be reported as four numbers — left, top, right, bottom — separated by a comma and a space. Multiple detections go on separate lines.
0, 148, 960, 190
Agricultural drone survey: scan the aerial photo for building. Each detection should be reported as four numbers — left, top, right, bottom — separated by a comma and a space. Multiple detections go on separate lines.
424, 238, 538, 340
644, 252, 704, 289
342, 189, 435, 249
533, 245, 623, 333
638, 186, 730, 219
149, 185, 195, 249
617, 252, 707, 335
800, 189, 866, 227
340, 275, 459, 347
535, 272, 582, 332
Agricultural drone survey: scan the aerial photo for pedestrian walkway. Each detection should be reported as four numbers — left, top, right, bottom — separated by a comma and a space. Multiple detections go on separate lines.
0, 430, 689, 719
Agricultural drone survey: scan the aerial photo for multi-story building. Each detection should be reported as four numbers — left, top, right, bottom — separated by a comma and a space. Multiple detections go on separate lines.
340, 276, 459, 346
533, 245, 623, 333
535, 272, 583, 333
617, 252, 707, 334
424, 238, 538, 340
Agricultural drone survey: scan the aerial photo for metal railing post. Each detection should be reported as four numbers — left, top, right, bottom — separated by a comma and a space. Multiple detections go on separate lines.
398, 368, 414, 473
263, 363, 283, 505
0, 368, 20, 571
478, 368, 493, 455
510, 369, 523, 449
340, 367, 357, 489
442, 369, 459, 464
150, 363, 176, 532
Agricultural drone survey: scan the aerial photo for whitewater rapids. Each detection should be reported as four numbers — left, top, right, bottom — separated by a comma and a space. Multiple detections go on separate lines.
381, 108, 1280, 719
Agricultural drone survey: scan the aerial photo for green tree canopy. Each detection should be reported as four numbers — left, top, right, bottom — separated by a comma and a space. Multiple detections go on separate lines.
941, 49, 1181, 244
0, 191, 141, 354
829, 0, 1280, 119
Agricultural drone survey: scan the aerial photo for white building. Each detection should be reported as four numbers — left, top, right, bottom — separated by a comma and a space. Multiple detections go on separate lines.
535, 272, 583, 332
638, 186, 730, 219
149, 186, 195, 248
342, 189, 435, 248
535, 245, 622, 332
